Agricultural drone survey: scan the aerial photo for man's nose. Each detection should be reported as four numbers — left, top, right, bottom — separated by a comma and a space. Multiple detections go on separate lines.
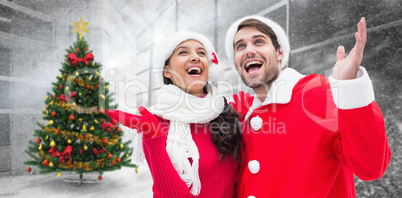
244, 44, 256, 57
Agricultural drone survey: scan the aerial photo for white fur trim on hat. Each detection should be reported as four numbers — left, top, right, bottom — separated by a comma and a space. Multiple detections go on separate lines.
224, 15, 290, 69
153, 31, 221, 82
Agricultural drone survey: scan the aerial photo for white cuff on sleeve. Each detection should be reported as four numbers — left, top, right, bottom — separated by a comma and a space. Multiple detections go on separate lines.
329, 66, 375, 110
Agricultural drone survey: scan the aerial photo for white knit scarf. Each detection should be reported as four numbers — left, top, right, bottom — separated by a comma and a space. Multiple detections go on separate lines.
147, 84, 225, 195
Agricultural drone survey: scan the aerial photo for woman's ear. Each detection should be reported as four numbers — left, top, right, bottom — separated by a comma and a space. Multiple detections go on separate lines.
163, 65, 172, 79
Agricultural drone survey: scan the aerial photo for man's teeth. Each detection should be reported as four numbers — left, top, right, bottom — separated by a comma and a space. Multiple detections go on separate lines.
187, 67, 201, 74
246, 61, 263, 68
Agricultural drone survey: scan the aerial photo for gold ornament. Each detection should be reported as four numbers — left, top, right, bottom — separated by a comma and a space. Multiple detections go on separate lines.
46, 111, 48, 115
125, 154, 129, 158
84, 145, 88, 150
72, 17, 90, 40
90, 126, 95, 131
50, 101, 54, 105
85, 70, 88, 73
58, 74, 62, 78
38, 144, 43, 150
76, 71, 79, 76
100, 94, 105, 100
49, 162, 54, 167
50, 140, 56, 147
135, 168, 138, 174
46, 96, 49, 100
96, 71, 99, 76
82, 124, 87, 131
49, 120, 54, 125
79, 118, 83, 122
45, 135, 49, 140
88, 76, 92, 80
79, 93, 82, 96
57, 172, 61, 177
106, 85, 109, 89
94, 119, 98, 124
66, 87, 69, 91
120, 143, 124, 149
67, 139, 72, 144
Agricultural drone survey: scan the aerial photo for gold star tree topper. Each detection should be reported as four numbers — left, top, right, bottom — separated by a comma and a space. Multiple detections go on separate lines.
72, 17, 90, 40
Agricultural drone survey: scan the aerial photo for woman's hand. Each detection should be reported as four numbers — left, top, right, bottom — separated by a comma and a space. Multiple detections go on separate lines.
106, 106, 167, 139
230, 91, 254, 122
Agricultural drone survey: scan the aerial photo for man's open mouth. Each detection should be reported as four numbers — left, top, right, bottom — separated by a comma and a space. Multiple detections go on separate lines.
245, 60, 263, 73
186, 67, 202, 76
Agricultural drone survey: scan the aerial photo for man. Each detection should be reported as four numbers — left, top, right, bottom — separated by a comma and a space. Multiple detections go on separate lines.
226, 15, 391, 198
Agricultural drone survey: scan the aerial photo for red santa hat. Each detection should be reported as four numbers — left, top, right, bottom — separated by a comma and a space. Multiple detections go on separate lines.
224, 15, 290, 68
153, 31, 222, 82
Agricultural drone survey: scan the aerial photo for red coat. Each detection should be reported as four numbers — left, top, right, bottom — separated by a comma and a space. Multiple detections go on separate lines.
237, 68, 391, 198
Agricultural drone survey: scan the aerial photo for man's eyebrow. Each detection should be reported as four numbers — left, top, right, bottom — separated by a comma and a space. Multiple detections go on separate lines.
253, 34, 267, 40
233, 34, 268, 47
234, 39, 244, 48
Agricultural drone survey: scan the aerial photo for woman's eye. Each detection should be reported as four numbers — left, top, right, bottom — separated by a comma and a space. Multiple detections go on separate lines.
178, 51, 188, 55
198, 51, 206, 56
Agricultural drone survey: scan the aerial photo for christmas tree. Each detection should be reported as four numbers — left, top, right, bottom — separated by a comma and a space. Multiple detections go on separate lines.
24, 18, 137, 180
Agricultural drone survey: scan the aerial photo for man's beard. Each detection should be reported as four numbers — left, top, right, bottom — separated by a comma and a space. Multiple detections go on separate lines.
239, 63, 279, 89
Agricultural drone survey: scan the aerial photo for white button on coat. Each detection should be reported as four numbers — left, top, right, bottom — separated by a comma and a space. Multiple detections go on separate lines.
248, 160, 260, 174
247, 196, 256, 198
250, 116, 263, 131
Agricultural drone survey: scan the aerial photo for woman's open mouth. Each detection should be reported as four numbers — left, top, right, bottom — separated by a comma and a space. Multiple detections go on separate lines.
186, 66, 203, 76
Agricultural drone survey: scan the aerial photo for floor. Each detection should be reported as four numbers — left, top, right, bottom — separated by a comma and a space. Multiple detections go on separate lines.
0, 165, 153, 198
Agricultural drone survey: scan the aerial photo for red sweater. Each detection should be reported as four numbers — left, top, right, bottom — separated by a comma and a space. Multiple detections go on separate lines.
143, 121, 239, 198
238, 74, 391, 198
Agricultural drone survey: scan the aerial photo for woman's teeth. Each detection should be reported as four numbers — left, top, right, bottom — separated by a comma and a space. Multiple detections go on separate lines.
187, 67, 202, 75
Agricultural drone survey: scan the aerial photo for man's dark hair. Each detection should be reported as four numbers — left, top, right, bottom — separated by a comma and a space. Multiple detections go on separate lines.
237, 18, 280, 51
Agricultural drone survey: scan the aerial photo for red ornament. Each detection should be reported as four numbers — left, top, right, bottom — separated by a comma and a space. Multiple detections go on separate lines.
80, 149, 83, 155
51, 111, 56, 117
84, 133, 88, 139
116, 157, 121, 163
94, 148, 105, 156
71, 91, 76, 98
99, 108, 105, 114
77, 48, 79, 53
59, 84, 62, 90
111, 161, 115, 167
57, 127, 60, 134
69, 158, 72, 163
86, 84, 90, 90
36, 137, 41, 144
96, 84, 99, 88
107, 153, 112, 159
53, 94, 56, 99
98, 175, 103, 180
86, 48, 89, 51
27, 167, 32, 172
69, 114, 75, 121
43, 159, 49, 167
103, 138, 108, 145
117, 127, 121, 133
99, 78, 101, 83
68, 52, 94, 66
75, 78, 79, 83
106, 128, 110, 133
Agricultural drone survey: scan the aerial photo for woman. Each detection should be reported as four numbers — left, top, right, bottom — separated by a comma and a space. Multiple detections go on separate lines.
107, 31, 242, 197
